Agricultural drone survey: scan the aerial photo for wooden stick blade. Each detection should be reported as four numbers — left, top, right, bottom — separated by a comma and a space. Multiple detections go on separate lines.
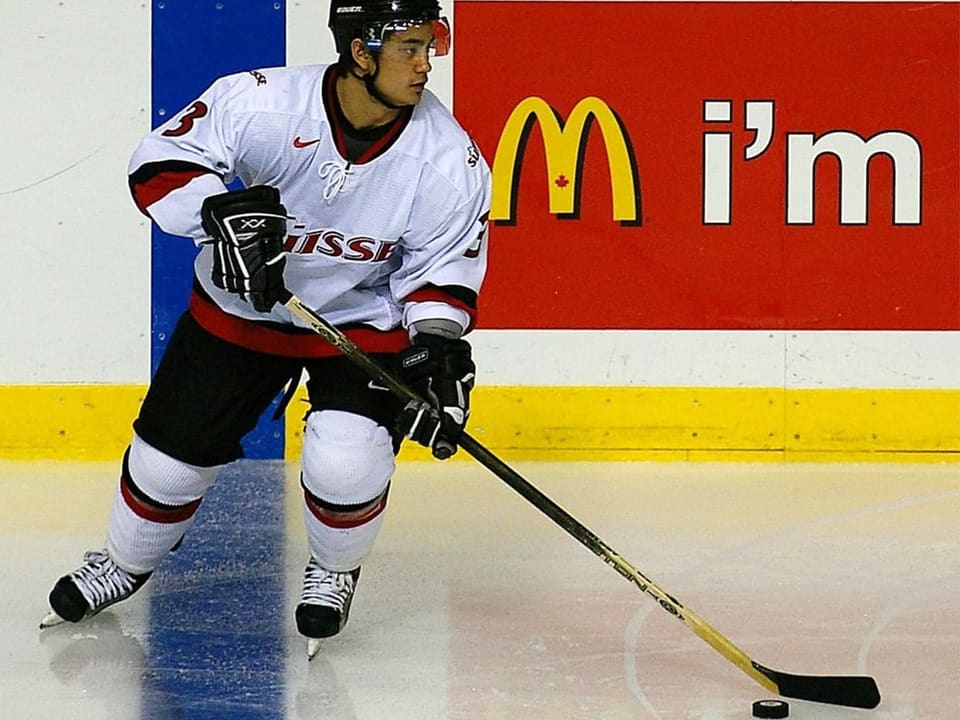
754, 663, 881, 709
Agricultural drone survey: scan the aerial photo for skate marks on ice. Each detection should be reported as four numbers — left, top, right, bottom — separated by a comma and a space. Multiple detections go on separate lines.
2, 460, 957, 719
37, 612, 187, 720
144, 461, 288, 720
6, 461, 289, 720
619, 465, 959, 720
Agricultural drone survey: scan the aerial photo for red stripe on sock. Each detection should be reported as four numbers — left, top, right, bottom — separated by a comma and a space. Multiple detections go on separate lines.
120, 477, 201, 524
304, 493, 388, 529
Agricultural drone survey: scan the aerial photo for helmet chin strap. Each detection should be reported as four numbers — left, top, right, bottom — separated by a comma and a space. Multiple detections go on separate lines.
351, 64, 406, 111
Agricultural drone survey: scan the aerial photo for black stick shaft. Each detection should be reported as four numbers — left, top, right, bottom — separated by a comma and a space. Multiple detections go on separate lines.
282, 293, 881, 709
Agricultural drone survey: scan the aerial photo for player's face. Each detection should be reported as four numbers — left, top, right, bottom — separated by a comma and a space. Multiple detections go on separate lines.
371, 23, 436, 106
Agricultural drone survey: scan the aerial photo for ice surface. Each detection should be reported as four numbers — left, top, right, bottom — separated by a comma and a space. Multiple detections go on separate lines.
2, 459, 956, 719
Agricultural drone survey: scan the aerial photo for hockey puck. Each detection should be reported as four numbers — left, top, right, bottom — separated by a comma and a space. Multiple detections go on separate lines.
752, 699, 789, 718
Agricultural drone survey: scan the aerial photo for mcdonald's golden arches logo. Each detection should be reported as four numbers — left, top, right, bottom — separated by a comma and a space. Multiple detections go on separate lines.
491, 96, 641, 224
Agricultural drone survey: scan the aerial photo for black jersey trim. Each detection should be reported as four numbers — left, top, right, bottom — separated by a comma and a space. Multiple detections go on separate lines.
128, 159, 221, 191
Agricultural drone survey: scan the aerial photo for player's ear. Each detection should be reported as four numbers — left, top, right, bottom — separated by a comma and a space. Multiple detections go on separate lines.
350, 39, 374, 75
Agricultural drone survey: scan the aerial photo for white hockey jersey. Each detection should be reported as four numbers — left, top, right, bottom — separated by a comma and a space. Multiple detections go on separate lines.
129, 64, 490, 357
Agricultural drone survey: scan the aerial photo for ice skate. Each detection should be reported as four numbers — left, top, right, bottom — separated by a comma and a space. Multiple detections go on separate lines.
295, 558, 360, 660
40, 549, 151, 629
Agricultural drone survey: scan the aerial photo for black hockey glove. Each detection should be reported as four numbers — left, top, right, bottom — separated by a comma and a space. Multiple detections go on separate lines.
200, 185, 289, 313
396, 334, 475, 460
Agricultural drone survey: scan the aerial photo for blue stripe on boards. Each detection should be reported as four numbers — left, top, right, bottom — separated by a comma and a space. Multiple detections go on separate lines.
141, 461, 287, 720
150, 0, 287, 459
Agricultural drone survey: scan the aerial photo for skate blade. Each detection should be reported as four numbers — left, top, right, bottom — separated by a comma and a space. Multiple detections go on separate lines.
39, 610, 66, 629
306, 638, 322, 661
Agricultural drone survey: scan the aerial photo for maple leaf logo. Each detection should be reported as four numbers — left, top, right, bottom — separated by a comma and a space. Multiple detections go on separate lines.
554, 175, 570, 188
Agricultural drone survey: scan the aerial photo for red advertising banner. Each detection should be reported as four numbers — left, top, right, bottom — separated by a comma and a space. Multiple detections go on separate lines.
454, 2, 960, 330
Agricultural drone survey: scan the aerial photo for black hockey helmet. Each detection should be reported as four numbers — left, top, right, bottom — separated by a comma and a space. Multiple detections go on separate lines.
328, 0, 450, 56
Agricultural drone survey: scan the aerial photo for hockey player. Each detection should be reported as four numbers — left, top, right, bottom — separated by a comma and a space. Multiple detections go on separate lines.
40, 0, 490, 660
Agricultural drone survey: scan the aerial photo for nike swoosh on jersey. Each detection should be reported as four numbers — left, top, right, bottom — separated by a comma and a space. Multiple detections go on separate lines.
293, 136, 321, 148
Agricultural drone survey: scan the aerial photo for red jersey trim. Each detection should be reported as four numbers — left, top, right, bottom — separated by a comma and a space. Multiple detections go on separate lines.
404, 288, 479, 331
188, 289, 411, 358
131, 168, 213, 215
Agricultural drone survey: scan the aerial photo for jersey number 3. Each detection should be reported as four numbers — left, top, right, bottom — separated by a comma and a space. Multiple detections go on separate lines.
161, 101, 209, 138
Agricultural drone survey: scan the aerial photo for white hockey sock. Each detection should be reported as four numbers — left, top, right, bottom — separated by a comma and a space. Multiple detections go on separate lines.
106, 490, 197, 575
105, 436, 221, 574
299, 410, 395, 571
302, 490, 389, 571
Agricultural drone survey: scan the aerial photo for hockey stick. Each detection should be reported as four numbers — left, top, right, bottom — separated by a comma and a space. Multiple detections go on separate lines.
282, 292, 881, 710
